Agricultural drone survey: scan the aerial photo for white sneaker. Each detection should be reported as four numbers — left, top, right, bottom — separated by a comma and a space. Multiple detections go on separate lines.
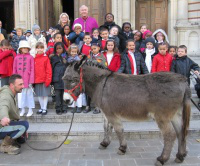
20, 108, 25, 116
26, 109, 33, 117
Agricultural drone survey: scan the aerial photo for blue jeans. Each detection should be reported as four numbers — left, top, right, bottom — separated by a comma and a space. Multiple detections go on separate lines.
0, 121, 29, 139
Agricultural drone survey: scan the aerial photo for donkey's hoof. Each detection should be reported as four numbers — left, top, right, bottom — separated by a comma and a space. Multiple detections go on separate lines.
174, 157, 183, 163
117, 149, 125, 155
155, 160, 163, 166
98, 144, 106, 150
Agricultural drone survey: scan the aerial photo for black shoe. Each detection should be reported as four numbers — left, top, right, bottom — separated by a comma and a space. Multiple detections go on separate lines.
56, 109, 62, 115
76, 107, 82, 113
83, 106, 91, 113
36, 109, 43, 114
71, 107, 77, 113
93, 108, 100, 114
41, 109, 48, 115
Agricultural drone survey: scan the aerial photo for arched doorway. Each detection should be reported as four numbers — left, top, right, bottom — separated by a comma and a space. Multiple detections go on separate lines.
0, 0, 14, 33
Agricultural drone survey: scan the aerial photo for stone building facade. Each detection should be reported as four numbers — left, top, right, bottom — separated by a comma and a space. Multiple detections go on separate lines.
0, 0, 199, 58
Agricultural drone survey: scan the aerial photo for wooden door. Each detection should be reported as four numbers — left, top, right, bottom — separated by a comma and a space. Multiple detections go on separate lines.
74, 0, 110, 26
136, 0, 168, 32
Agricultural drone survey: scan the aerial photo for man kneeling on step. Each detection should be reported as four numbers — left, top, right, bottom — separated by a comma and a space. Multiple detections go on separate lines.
0, 74, 29, 155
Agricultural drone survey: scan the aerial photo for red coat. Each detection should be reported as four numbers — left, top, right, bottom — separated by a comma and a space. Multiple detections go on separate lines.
0, 49, 16, 78
152, 52, 172, 73
34, 53, 52, 87
104, 52, 121, 72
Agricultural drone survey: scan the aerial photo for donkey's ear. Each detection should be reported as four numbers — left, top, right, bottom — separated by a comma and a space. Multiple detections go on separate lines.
74, 55, 87, 71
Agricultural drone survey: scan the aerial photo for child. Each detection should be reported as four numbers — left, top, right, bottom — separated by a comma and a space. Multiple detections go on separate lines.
99, 28, 109, 50
10, 28, 26, 52
140, 30, 153, 53
67, 44, 87, 113
28, 24, 47, 57
118, 39, 149, 75
140, 25, 147, 34
168, 46, 177, 58
50, 42, 68, 115
0, 39, 16, 87
79, 32, 92, 57
134, 31, 143, 52
13, 40, 35, 117
171, 45, 199, 84
152, 42, 172, 73
109, 26, 120, 48
46, 32, 63, 57
25, 30, 32, 41
103, 39, 121, 72
62, 24, 71, 50
143, 37, 157, 73
34, 42, 52, 115
69, 23, 84, 45
91, 28, 100, 43
152, 29, 169, 44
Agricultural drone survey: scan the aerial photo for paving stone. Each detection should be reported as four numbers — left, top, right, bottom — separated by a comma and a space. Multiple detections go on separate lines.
129, 147, 145, 153
135, 158, 156, 165
140, 152, 158, 158
94, 153, 111, 160
69, 160, 86, 166
185, 157, 200, 164
86, 160, 102, 166
119, 159, 137, 166
69, 147, 85, 154
103, 159, 120, 166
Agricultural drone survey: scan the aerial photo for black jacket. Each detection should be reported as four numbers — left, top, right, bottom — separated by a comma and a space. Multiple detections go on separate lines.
121, 32, 134, 52
51, 55, 68, 89
118, 51, 149, 75
171, 55, 200, 84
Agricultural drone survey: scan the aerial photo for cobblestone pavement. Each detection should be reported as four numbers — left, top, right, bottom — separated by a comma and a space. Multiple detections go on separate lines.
0, 137, 200, 166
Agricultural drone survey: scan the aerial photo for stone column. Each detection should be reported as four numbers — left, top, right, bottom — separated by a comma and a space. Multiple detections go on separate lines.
177, 0, 188, 24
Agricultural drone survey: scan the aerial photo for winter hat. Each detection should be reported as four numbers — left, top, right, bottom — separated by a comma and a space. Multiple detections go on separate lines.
145, 37, 156, 47
18, 40, 31, 52
73, 23, 82, 30
25, 30, 32, 34
142, 30, 152, 39
32, 24, 40, 32
11, 30, 16, 34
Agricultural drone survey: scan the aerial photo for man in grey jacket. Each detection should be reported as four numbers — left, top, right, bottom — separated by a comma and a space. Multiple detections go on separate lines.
0, 74, 29, 155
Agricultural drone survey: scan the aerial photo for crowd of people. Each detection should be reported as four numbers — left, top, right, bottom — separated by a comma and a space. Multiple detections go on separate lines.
0, 4, 200, 117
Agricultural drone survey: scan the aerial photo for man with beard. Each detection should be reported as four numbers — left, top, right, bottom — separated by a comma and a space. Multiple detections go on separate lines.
0, 74, 29, 155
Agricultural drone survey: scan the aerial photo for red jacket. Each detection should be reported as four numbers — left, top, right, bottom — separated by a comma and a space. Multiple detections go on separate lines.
34, 53, 52, 87
104, 52, 121, 72
152, 52, 172, 73
0, 49, 16, 78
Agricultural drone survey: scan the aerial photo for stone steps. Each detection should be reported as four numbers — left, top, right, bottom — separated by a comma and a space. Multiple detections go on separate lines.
28, 120, 200, 141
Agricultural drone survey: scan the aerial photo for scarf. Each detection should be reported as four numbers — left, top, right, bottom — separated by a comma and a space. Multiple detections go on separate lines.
145, 48, 155, 72
127, 51, 137, 75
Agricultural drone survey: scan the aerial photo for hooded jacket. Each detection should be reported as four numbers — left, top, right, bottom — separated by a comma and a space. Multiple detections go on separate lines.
152, 29, 169, 43
0, 86, 20, 128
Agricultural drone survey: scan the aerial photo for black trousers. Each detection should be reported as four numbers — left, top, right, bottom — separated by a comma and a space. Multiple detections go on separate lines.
55, 89, 67, 110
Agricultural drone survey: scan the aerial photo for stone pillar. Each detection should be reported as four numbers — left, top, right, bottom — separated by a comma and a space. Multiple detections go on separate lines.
112, 0, 135, 29
177, 0, 188, 24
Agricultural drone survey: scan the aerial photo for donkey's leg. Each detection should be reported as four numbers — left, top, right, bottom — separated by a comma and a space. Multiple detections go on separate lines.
155, 119, 176, 166
99, 116, 113, 149
171, 111, 187, 163
111, 119, 127, 155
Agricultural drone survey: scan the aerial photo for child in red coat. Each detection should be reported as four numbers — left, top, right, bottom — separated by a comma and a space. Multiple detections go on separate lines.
34, 42, 52, 115
152, 42, 172, 73
0, 39, 16, 87
103, 39, 121, 72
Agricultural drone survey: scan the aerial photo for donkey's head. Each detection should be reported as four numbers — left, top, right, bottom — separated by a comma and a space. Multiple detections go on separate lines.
62, 56, 87, 105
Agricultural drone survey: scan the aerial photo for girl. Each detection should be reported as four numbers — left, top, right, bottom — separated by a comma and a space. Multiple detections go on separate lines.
103, 39, 121, 72
152, 42, 172, 73
140, 25, 147, 34
134, 31, 143, 52
28, 24, 47, 57
50, 42, 68, 115
91, 28, 100, 43
168, 46, 177, 58
143, 37, 157, 73
109, 26, 120, 48
67, 44, 87, 113
13, 40, 35, 117
0, 39, 16, 86
152, 29, 169, 44
10, 28, 26, 52
140, 30, 153, 53
34, 42, 52, 115
62, 25, 71, 50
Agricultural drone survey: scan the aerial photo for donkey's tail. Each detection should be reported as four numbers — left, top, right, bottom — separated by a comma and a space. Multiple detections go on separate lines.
182, 85, 191, 142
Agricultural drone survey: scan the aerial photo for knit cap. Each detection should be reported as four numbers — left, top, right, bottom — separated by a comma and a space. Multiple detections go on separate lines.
145, 37, 156, 47
32, 24, 40, 32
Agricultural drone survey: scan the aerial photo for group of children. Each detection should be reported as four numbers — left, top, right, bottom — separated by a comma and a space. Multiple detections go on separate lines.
0, 22, 199, 117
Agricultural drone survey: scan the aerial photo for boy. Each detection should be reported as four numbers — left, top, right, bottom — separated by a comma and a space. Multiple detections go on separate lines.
171, 45, 199, 84
118, 39, 148, 75
79, 32, 92, 57
69, 23, 85, 45
99, 28, 109, 50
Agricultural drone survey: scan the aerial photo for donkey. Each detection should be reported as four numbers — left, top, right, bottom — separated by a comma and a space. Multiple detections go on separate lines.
62, 56, 191, 166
